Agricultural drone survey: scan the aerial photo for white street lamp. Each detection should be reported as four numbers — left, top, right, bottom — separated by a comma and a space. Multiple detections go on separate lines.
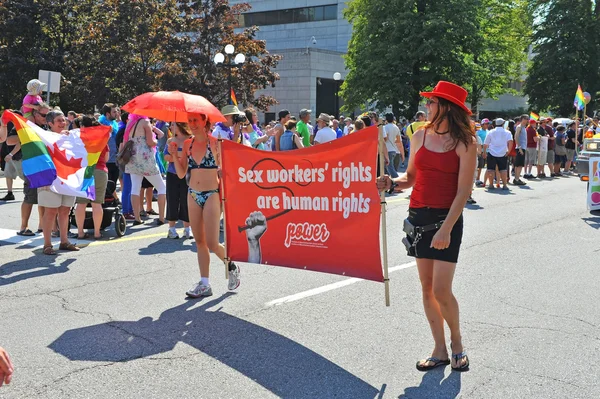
234, 53, 246, 65
333, 72, 341, 81
225, 44, 235, 54
214, 53, 225, 65
333, 72, 342, 118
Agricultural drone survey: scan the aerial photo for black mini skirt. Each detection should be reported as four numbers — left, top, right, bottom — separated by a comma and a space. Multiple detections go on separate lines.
407, 207, 463, 263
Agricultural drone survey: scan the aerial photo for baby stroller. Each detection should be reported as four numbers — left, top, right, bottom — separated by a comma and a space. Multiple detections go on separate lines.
69, 180, 127, 237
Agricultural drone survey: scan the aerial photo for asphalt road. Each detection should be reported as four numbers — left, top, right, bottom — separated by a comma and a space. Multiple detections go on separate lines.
0, 173, 599, 398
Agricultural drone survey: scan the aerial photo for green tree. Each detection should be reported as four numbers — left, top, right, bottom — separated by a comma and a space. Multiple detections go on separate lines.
342, 0, 479, 118
341, 0, 531, 118
524, 0, 600, 117
466, 0, 531, 116
0, 0, 281, 113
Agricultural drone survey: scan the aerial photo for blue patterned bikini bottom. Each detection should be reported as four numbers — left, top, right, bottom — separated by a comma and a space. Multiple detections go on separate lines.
189, 188, 219, 208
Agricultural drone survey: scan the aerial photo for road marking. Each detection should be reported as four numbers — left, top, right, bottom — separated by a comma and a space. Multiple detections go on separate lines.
264, 261, 417, 307
0, 228, 168, 249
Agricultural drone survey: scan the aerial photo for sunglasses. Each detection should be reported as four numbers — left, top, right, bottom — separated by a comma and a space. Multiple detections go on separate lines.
425, 99, 438, 106
38, 113, 48, 117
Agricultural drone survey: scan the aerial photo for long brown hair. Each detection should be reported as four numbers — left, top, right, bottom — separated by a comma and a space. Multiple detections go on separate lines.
425, 97, 475, 151
175, 122, 191, 136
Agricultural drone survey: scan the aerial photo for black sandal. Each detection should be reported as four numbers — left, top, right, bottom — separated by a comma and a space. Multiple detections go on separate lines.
416, 357, 450, 372
451, 351, 470, 372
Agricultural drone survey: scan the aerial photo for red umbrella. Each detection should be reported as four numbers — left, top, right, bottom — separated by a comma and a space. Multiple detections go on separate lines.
121, 91, 226, 123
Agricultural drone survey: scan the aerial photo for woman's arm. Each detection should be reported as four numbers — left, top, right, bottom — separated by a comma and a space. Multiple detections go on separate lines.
170, 139, 189, 179
144, 121, 157, 147
163, 139, 174, 163
430, 138, 477, 250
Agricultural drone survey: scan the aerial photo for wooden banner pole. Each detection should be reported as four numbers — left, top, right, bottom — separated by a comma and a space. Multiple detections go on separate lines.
218, 139, 229, 280
378, 124, 391, 306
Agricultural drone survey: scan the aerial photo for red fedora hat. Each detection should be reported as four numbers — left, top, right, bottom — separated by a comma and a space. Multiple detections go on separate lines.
420, 81, 472, 115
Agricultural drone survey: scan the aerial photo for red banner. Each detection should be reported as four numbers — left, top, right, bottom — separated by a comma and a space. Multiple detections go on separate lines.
221, 126, 383, 282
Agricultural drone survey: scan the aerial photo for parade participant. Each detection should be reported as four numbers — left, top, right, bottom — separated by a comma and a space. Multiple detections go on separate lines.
245, 108, 270, 150
169, 113, 240, 298
377, 81, 474, 372
483, 118, 513, 190
123, 114, 166, 226
74, 117, 110, 239
279, 120, 305, 151
39, 110, 80, 255
524, 119, 539, 178
22, 79, 45, 121
163, 122, 192, 239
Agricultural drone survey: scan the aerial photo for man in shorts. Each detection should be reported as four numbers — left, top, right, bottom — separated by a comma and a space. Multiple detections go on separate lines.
536, 120, 549, 178
512, 115, 528, 185
39, 110, 80, 255
524, 119, 539, 178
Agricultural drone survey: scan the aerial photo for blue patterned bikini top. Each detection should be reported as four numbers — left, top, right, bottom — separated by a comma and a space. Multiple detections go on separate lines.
188, 138, 218, 170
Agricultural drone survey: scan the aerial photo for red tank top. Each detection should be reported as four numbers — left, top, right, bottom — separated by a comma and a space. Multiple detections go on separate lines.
409, 131, 460, 209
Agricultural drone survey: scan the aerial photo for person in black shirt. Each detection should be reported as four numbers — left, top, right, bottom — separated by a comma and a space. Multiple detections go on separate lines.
565, 122, 577, 173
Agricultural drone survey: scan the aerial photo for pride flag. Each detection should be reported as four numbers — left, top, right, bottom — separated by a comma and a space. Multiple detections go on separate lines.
2, 111, 56, 188
574, 84, 585, 110
530, 112, 539, 121
230, 88, 238, 107
1, 111, 110, 200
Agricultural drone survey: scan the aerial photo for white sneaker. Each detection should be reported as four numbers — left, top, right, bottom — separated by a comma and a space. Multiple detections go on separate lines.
167, 228, 179, 239
228, 262, 240, 291
183, 227, 193, 240
186, 282, 213, 298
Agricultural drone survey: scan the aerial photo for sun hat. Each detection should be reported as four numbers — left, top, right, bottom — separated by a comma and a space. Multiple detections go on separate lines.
475, 123, 482, 129
529, 119, 538, 124
420, 81, 472, 115
495, 118, 505, 126
317, 113, 331, 123
481, 118, 490, 124
27, 79, 46, 95
221, 105, 244, 116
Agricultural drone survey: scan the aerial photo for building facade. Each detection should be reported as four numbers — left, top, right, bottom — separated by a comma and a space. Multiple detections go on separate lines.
233, 0, 527, 122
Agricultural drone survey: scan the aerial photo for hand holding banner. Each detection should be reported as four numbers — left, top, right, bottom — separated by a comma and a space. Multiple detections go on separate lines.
221, 126, 384, 282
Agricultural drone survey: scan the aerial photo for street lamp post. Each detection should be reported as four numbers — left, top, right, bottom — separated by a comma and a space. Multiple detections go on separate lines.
333, 72, 342, 119
214, 44, 246, 105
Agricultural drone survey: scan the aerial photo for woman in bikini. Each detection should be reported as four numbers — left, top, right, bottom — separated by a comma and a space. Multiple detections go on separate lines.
378, 81, 475, 372
169, 113, 240, 298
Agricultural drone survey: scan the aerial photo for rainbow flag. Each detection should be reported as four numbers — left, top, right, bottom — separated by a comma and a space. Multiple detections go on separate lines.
2, 110, 56, 188
574, 84, 585, 110
230, 88, 238, 107
530, 112, 539, 121
1, 110, 110, 200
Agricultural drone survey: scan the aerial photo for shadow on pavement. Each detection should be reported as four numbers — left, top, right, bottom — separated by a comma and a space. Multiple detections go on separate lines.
138, 237, 197, 256
398, 367, 461, 398
0, 256, 75, 286
48, 294, 380, 398
582, 215, 600, 229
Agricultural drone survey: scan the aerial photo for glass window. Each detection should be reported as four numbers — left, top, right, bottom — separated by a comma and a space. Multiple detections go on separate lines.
241, 5, 337, 27
313, 6, 324, 21
323, 5, 337, 20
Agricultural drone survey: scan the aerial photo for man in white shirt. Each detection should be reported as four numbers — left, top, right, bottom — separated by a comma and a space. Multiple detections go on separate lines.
313, 113, 337, 144
483, 118, 514, 190
211, 105, 245, 143
343, 118, 353, 136
383, 113, 402, 178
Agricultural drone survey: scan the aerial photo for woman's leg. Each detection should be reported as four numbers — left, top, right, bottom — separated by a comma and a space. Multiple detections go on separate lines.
91, 203, 103, 237
431, 260, 467, 368
130, 174, 143, 223
43, 207, 58, 248
202, 193, 225, 261
74, 203, 87, 237
188, 195, 210, 278
145, 187, 154, 212
416, 258, 448, 365
146, 174, 166, 222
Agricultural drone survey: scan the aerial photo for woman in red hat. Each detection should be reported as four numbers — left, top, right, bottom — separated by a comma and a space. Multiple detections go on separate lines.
378, 81, 475, 372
